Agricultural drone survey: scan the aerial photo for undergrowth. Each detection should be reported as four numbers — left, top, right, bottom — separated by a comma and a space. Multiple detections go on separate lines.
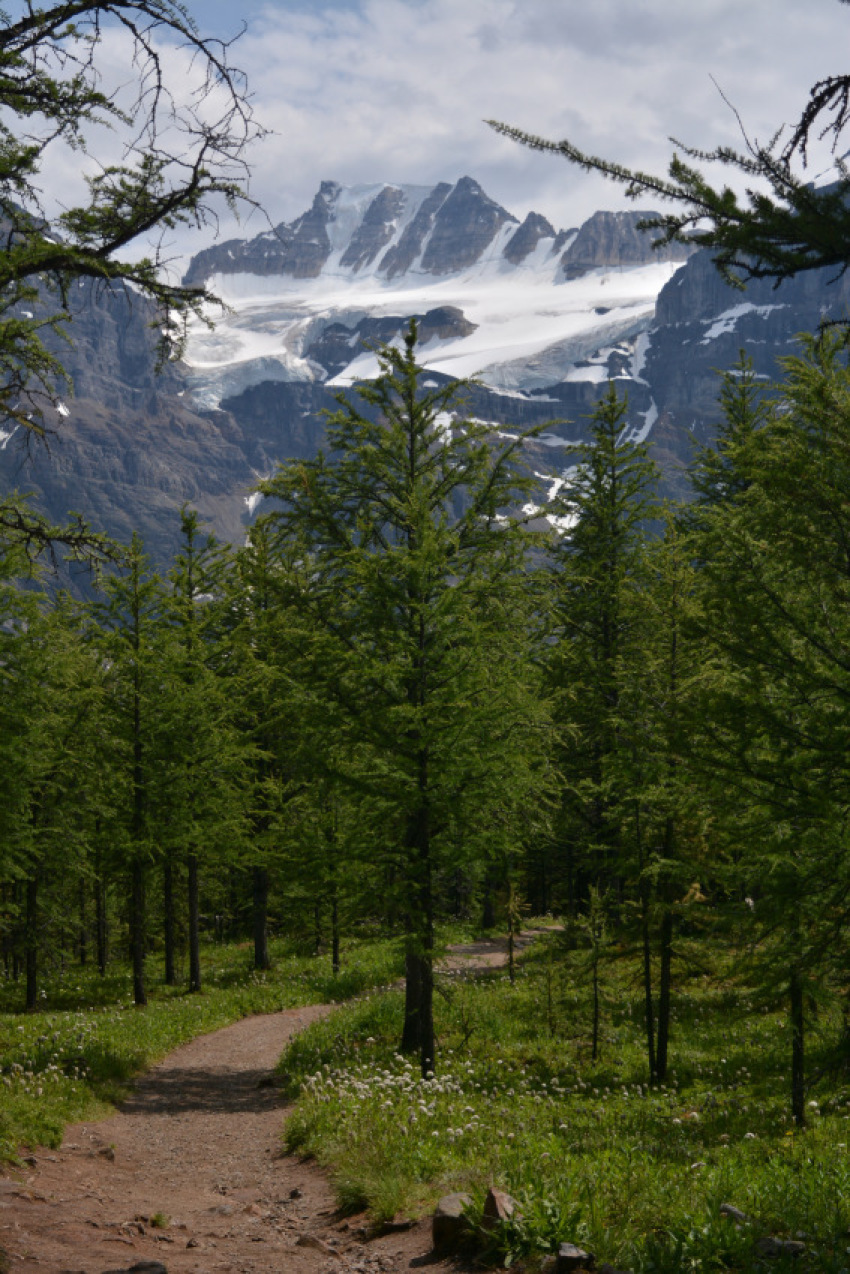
0, 933, 402, 1162
279, 930, 850, 1274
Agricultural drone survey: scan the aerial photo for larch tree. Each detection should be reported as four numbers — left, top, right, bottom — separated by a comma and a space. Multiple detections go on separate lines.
690, 335, 850, 1124
544, 383, 658, 911
260, 322, 553, 1077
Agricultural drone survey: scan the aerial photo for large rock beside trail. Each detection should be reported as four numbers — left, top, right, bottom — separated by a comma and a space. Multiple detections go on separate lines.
482, 1186, 520, 1230
432, 1191, 473, 1251
100, 1262, 169, 1274
556, 1241, 596, 1271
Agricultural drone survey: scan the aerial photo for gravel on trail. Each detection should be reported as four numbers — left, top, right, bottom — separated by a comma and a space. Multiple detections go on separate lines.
0, 933, 552, 1274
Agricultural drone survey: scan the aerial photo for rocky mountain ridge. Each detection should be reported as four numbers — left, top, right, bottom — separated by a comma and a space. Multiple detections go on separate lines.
1, 175, 844, 573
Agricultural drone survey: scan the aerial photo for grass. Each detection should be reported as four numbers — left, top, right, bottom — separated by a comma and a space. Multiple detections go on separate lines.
278, 928, 850, 1274
0, 933, 403, 1163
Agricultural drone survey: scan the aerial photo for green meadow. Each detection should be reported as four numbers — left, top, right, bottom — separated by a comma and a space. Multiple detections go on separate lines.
280, 930, 850, 1274
0, 934, 401, 1161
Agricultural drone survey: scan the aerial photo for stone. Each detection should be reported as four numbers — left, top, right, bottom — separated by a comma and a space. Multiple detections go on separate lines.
101, 1264, 169, 1274
420, 177, 518, 277
556, 1242, 596, 1272
379, 184, 452, 279
481, 1186, 520, 1231
296, 1234, 336, 1255
755, 1236, 806, 1259
432, 1192, 473, 1252
560, 210, 693, 279
378, 1215, 416, 1233
341, 187, 407, 273
719, 1203, 749, 1225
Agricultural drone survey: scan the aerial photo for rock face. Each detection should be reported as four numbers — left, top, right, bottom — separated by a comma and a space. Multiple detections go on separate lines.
378, 182, 453, 278
183, 177, 521, 287
560, 210, 694, 278
303, 308, 477, 380
183, 180, 341, 284
420, 176, 518, 274
340, 185, 407, 272
503, 211, 558, 264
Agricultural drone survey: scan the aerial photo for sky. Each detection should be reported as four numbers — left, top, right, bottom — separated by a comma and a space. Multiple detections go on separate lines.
14, 0, 850, 265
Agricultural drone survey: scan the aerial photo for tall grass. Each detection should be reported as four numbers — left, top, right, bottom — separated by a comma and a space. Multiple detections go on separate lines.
279, 932, 850, 1273
0, 934, 402, 1161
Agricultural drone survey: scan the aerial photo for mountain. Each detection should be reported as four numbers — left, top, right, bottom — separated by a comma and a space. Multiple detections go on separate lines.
1, 175, 845, 570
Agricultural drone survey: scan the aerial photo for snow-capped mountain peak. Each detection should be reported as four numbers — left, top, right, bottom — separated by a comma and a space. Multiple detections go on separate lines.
182, 176, 694, 411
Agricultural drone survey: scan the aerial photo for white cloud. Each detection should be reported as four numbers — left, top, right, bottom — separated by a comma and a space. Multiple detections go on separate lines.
223, 0, 850, 229
10, 0, 850, 269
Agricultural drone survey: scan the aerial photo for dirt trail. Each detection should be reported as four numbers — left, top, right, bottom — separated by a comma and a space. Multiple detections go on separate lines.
0, 931, 553, 1274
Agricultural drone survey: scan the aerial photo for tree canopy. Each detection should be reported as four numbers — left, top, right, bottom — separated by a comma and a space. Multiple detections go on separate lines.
0, 1, 259, 441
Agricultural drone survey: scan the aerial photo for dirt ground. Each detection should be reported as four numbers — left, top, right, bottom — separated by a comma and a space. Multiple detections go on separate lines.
0, 932, 554, 1274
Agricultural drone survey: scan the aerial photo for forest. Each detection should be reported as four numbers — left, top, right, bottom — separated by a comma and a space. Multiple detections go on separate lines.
4, 7, 850, 1266
4, 317, 850, 1113
4, 296, 850, 1274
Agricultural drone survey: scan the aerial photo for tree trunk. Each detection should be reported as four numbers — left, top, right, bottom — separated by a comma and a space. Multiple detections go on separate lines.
95, 839, 108, 975
252, 865, 270, 971
419, 935, 435, 1078
636, 803, 656, 1082
313, 898, 322, 957
78, 877, 87, 966
481, 883, 495, 930
656, 907, 674, 1082
163, 859, 176, 985
25, 874, 38, 1012
331, 887, 340, 976
417, 809, 436, 1078
591, 948, 600, 1061
401, 943, 423, 1055
131, 857, 147, 1006
790, 960, 806, 1126
188, 852, 201, 993
96, 877, 108, 975
12, 880, 22, 981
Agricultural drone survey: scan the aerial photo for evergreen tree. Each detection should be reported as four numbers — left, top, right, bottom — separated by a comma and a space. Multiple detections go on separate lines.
161, 508, 247, 993
0, 589, 109, 1009
92, 533, 165, 1006
545, 383, 658, 909
260, 321, 552, 1076
615, 509, 709, 1082
690, 333, 850, 1123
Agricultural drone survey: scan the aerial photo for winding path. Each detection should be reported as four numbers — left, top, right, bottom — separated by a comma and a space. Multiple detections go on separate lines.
0, 933, 549, 1273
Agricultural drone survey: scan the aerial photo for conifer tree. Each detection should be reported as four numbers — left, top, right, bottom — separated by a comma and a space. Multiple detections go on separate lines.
615, 509, 708, 1082
690, 334, 850, 1123
162, 508, 246, 993
93, 534, 165, 1006
545, 383, 658, 908
260, 322, 552, 1076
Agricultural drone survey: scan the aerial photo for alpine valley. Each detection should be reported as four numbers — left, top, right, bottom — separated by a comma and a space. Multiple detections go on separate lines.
4, 174, 848, 567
